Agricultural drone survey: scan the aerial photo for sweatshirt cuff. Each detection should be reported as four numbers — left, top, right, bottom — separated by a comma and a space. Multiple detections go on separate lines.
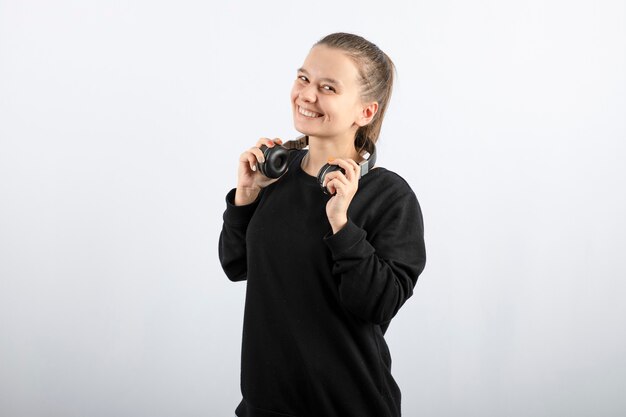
223, 188, 261, 227
323, 219, 374, 260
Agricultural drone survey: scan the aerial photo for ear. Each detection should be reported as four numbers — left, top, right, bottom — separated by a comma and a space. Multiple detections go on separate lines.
356, 101, 379, 127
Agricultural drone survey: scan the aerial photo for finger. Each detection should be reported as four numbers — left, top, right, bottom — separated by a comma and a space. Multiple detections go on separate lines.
274, 138, 283, 145
326, 178, 337, 195
255, 137, 274, 148
327, 178, 349, 196
240, 154, 258, 172
255, 137, 280, 148
246, 147, 266, 164
346, 158, 360, 177
346, 158, 361, 177
323, 171, 348, 188
240, 149, 264, 173
331, 158, 358, 182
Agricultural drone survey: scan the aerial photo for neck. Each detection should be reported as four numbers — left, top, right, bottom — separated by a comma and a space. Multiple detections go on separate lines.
301, 134, 361, 176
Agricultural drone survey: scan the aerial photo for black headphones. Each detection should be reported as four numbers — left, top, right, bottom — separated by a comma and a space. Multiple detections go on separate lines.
257, 135, 377, 195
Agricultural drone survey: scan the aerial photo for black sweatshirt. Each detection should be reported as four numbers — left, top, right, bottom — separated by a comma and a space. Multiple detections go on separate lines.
218, 149, 426, 417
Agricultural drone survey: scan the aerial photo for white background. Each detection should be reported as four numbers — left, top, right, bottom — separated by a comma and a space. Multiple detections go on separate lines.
1, 1, 625, 416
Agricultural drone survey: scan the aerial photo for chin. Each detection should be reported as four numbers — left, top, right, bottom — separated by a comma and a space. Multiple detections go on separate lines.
294, 121, 322, 136
292, 118, 313, 136
293, 125, 314, 137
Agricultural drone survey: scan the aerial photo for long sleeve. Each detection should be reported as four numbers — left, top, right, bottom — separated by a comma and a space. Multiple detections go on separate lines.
323, 190, 426, 325
218, 188, 263, 282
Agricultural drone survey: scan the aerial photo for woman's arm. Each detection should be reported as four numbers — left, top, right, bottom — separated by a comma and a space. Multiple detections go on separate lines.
323, 191, 426, 325
218, 188, 263, 282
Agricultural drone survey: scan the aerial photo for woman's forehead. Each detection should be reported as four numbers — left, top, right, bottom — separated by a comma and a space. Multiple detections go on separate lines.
300, 45, 360, 85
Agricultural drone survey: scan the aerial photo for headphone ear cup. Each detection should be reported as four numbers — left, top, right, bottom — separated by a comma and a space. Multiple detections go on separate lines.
317, 164, 345, 195
258, 145, 290, 178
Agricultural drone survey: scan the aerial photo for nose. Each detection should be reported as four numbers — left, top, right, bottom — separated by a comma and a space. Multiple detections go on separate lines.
299, 82, 317, 103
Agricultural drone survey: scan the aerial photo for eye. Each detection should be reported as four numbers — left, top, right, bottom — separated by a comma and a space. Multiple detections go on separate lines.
322, 85, 336, 92
298, 75, 308, 82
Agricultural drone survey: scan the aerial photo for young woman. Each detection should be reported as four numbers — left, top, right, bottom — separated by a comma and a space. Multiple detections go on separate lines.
219, 32, 426, 417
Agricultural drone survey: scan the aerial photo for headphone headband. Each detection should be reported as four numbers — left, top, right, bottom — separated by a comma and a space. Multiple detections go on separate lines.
258, 134, 378, 195
285, 135, 376, 178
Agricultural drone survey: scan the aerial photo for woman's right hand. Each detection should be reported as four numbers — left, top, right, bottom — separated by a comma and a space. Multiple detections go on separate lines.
235, 137, 283, 206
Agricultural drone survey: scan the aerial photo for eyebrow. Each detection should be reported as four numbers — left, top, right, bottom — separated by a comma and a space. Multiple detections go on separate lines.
297, 68, 342, 86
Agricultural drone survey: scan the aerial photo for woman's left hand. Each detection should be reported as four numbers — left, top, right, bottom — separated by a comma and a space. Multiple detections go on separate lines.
324, 158, 360, 233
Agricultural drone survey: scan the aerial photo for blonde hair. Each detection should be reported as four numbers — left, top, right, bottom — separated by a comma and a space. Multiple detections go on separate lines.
315, 32, 396, 155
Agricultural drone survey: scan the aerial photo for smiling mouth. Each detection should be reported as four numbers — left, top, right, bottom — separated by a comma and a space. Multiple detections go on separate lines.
297, 105, 323, 118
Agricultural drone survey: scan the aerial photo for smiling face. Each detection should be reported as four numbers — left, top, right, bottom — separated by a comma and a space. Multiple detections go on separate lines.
291, 45, 376, 142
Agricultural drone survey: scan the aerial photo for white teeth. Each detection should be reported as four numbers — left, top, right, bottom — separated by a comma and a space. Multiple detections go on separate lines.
298, 106, 321, 118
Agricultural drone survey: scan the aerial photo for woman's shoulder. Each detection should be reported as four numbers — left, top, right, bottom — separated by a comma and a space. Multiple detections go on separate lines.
364, 166, 416, 198
356, 166, 424, 229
